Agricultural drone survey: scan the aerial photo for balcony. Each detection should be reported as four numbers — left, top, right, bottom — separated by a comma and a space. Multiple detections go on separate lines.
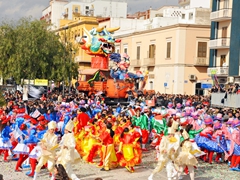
72, 11, 81, 17
194, 57, 209, 66
210, 9, 232, 22
209, 38, 230, 49
131, 59, 141, 67
143, 58, 155, 66
178, 0, 190, 6
207, 67, 228, 76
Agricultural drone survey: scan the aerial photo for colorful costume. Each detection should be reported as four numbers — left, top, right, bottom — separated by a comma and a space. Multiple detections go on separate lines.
33, 121, 58, 180
57, 120, 81, 180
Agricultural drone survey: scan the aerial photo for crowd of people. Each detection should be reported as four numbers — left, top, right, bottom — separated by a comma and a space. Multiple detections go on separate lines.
0, 89, 239, 180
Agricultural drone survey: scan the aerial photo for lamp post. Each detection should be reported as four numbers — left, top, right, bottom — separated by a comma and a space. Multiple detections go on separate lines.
62, 25, 68, 96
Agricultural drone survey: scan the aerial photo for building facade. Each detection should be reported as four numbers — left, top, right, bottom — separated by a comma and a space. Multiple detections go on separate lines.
114, 24, 210, 95
41, 0, 127, 30
208, 0, 240, 85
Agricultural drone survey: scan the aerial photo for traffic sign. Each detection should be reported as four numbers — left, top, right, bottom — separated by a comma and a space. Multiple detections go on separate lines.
201, 83, 212, 89
164, 82, 168, 87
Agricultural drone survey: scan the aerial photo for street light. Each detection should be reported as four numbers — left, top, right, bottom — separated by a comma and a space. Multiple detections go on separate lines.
62, 26, 68, 96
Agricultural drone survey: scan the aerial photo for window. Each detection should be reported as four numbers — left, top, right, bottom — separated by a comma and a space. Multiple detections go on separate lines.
124, 48, 127, 54
148, 44, 155, 58
182, 14, 185, 19
189, 13, 193, 20
75, 7, 78, 13
166, 42, 171, 58
197, 42, 207, 58
85, 6, 89, 10
136, 46, 140, 60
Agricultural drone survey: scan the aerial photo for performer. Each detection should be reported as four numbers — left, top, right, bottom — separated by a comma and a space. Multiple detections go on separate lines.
175, 130, 198, 180
229, 119, 240, 171
13, 124, 29, 172
148, 127, 179, 180
117, 127, 141, 173
56, 120, 81, 180
0, 117, 12, 162
98, 122, 117, 171
33, 121, 58, 180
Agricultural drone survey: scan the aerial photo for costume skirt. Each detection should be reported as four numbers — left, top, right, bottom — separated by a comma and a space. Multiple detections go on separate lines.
0, 138, 12, 150
13, 143, 29, 155
233, 144, 240, 156
29, 145, 42, 159
195, 134, 226, 153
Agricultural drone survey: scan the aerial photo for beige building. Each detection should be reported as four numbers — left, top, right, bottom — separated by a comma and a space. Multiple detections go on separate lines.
114, 24, 211, 95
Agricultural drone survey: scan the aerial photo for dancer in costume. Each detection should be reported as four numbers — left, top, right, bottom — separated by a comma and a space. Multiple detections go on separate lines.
117, 127, 141, 173
0, 117, 12, 162
175, 130, 198, 180
33, 121, 58, 180
56, 120, 81, 180
148, 127, 179, 180
228, 119, 240, 171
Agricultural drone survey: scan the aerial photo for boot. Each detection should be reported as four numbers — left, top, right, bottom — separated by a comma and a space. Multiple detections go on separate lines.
3, 150, 9, 162
27, 158, 37, 177
33, 172, 38, 180
148, 174, 153, 180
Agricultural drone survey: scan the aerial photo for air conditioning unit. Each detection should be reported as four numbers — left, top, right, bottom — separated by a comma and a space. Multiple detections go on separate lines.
189, 74, 197, 81
227, 76, 234, 83
234, 77, 240, 83
219, 68, 227, 75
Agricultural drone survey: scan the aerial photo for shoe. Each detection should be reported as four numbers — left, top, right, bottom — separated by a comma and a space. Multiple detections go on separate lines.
130, 167, 134, 173
3, 160, 9, 162
22, 164, 30, 168
26, 173, 34, 178
89, 161, 96, 165
230, 167, 240, 171
100, 168, 109, 171
125, 166, 131, 172
15, 169, 22, 172
97, 162, 103, 167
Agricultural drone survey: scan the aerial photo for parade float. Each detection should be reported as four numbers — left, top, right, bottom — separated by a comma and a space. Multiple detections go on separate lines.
77, 26, 148, 104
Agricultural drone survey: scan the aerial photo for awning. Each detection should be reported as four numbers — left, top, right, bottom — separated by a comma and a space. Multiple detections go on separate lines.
80, 69, 99, 75
80, 69, 109, 75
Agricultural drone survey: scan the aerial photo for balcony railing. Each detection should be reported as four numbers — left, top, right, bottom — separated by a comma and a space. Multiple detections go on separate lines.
207, 66, 228, 76
178, 0, 190, 6
194, 57, 209, 66
210, 9, 232, 22
143, 58, 155, 66
131, 59, 141, 67
209, 38, 230, 49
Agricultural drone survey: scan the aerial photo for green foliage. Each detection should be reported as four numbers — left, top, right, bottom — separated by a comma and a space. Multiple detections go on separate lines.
0, 17, 79, 84
0, 90, 6, 107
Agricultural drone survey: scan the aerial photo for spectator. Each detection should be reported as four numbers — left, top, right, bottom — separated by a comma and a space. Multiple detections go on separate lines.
0, 174, 3, 180
54, 164, 70, 180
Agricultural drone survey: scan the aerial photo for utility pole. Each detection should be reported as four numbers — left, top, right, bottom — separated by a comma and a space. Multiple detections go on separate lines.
63, 25, 68, 96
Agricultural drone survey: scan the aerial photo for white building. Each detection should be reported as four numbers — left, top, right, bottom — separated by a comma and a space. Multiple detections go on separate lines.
41, 0, 127, 30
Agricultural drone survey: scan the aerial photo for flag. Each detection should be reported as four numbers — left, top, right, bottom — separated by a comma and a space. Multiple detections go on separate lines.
212, 74, 220, 88
30, 109, 41, 119
12, 126, 23, 140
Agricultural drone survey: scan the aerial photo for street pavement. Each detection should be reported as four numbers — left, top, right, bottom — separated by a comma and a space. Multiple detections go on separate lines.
0, 148, 239, 180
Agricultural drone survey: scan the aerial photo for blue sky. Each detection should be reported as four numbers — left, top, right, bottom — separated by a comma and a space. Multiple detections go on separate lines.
0, 0, 178, 21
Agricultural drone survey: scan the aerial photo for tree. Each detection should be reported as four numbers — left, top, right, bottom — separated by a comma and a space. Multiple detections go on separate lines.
0, 17, 79, 84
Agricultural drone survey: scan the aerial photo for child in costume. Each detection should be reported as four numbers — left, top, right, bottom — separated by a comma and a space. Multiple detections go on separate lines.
175, 130, 198, 180
228, 119, 240, 171
56, 120, 81, 180
0, 118, 12, 162
117, 127, 141, 173
33, 121, 58, 180
148, 127, 179, 180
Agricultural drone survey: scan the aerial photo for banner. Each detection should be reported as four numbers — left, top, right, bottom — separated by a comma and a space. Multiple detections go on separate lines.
28, 85, 47, 99
34, 79, 48, 86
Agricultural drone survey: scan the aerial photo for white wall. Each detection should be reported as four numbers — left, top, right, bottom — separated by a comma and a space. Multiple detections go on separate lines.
190, 0, 211, 8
